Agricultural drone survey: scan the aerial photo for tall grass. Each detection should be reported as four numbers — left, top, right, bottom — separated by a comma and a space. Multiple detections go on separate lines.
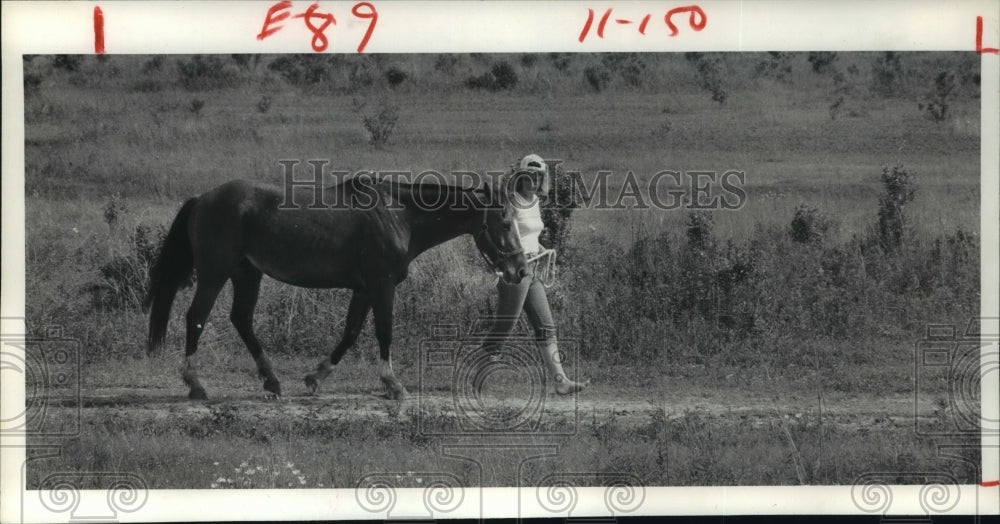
30, 400, 977, 488
23, 52, 980, 369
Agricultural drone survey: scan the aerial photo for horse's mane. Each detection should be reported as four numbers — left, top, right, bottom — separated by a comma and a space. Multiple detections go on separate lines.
333, 173, 492, 198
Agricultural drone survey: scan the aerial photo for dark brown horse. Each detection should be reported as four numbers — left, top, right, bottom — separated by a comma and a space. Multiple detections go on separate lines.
144, 176, 527, 400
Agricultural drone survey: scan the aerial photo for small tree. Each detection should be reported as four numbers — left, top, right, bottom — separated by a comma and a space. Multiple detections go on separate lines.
918, 70, 955, 123
384, 67, 408, 88
539, 163, 581, 256
755, 52, 794, 82
871, 52, 904, 98
689, 54, 727, 105
876, 164, 916, 252
583, 66, 610, 92
807, 52, 838, 74
353, 98, 399, 149
790, 204, 831, 244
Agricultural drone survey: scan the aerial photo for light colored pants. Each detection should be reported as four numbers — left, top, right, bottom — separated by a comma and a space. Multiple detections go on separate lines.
482, 262, 556, 345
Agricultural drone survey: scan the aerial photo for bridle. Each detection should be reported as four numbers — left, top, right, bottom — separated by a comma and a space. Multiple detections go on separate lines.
473, 187, 523, 271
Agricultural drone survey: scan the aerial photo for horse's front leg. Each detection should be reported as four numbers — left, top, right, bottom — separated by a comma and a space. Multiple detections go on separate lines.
304, 290, 370, 395
371, 282, 406, 400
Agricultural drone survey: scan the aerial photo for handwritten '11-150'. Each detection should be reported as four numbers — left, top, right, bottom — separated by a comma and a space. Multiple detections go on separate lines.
579, 5, 707, 42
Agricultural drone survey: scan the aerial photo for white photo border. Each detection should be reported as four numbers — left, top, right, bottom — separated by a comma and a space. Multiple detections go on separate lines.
2, 0, 998, 521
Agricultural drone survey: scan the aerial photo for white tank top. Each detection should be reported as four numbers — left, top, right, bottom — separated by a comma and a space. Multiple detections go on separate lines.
511, 193, 543, 254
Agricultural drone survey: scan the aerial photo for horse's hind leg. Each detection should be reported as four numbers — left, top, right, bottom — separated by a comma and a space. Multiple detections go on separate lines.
230, 260, 280, 397
183, 275, 226, 400
304, 291, 370, 395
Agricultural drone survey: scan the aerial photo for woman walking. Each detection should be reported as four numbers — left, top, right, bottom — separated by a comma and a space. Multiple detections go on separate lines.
481, 154, 587, 395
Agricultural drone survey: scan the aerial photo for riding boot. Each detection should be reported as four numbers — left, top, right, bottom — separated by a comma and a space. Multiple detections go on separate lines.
535, 339, 587, 395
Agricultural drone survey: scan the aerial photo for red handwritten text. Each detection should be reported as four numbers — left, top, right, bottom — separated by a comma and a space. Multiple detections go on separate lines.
93, 6, 105, 54
257, 1, 378, 53
580, 5, 705, 42
665, 5, 706, 37
351, 2, 378, 54
257, 1, 293, 40
975, 16, 999, 55
294, 3, 336, 52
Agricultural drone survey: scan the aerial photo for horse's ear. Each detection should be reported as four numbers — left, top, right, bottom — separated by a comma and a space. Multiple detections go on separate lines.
471, 180, 508, 211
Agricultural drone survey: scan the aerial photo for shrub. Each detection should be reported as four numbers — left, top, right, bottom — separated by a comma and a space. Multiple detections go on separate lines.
871, 52, 904, 97
176, 56, 239, 91
918, 70, 955, 122
465, 61, 519, 91
691, 54, 727, 104
956, 57, 980, 90
190, 98, 205, 117
539, 163, 581, 257
348, 59, 376, 91
686, 211, 714, 251
384, 67, 408, 88
53, 55, 83, 72
583, 66, 610, 92
24, 73, 42, 97
926, 227, 979, 299
141, 56, 164, 73
353, 98, 399, 148
755, 52, 794, 82
807, 52, 838, 74
103, 193, 128, 231
490, 61, 518, 90
876, 164, 916, 252
651, 118, 672, 138
828, 71, 867, 120
433, 54, 460, 75
267, 55, 336, 87
789, 204, 832, 244
602, 53, 647, 88
231, 54, 261, 72
600, 210, 761, 346
549, 53, 572, 72
256, 95, 272, 114
90, 224, 167, 311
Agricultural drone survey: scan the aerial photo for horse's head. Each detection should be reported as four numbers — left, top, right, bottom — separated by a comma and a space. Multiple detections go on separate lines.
472, 181, 528, 285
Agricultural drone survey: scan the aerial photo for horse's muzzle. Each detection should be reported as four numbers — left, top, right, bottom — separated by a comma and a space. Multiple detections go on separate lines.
501, 265, 531, 285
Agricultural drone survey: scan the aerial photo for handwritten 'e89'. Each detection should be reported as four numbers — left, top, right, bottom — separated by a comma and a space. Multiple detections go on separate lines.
257, 1, 378, 53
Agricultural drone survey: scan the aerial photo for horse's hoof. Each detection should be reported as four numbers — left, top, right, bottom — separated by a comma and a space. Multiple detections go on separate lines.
304, 374, 319, 395
263, 377, 282, 397
188, 387, 208, 400
387, 385, 409, 401
263, 391, 282, 401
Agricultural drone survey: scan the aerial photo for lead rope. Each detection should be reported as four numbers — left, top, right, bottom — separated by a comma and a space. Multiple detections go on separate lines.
527, 249, 557, 288
492, 249, 557, 288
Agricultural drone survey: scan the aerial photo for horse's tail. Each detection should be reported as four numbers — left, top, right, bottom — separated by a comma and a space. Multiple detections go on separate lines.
144, 197, 197, 354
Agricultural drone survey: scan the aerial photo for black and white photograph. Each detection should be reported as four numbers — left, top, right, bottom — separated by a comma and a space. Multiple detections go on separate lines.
2, 1, 998, 521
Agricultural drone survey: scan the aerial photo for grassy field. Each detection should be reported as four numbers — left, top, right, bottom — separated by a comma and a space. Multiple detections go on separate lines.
22, 52, 982, 488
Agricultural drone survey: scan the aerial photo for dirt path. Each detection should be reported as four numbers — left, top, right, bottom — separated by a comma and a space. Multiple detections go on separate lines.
54, 386, 932, 432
